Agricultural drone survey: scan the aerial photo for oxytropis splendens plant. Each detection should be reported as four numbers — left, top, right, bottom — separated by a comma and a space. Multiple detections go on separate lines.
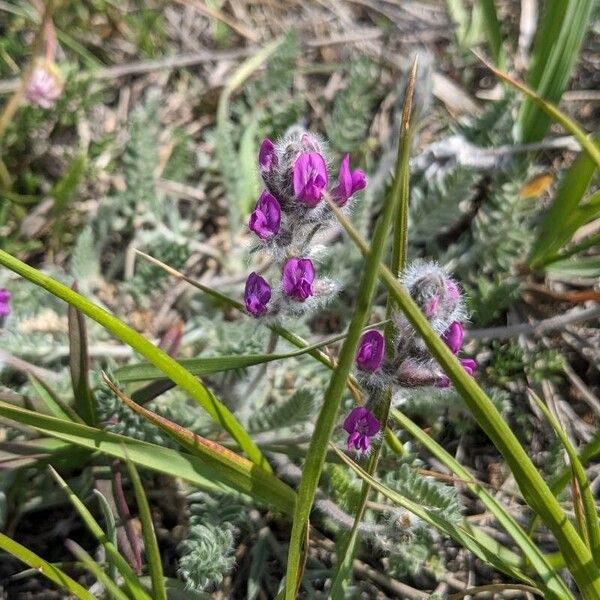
243, 130, 476, 457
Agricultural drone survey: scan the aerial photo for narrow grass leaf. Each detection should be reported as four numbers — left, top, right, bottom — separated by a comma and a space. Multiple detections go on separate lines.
49, 467, 152, 600
125, 459, 167, 600
479, 0, 504, 66
68, 284, 96, 425
529, 390, 600, 562
29, 374, 83, 423
65, 539, 129, 600
545, 256, 600, 278
93, 489, 118, 581
0, 532, 96, 600
115, 325, 385, 382
476, 53, 600, 167
0, 249, 268, 471
516, 0, 595, 142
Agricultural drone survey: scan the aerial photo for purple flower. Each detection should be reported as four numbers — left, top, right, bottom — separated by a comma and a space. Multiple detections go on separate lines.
442, 321, 464, 354
249, 191, 281, 239
26, 63, 62, 109
244, 272, 271, 317
293, 152, 328, 207
259, 139, 277, 174
343, 406, 380, 454
437, 357, 478, 388
332, 154, 367, 207
0, 289, 10, 317
282, 258, 315, 301
356, 330, 385, 372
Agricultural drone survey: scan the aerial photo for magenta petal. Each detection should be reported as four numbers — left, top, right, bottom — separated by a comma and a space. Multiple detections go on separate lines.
293, 152, 327, 207
460, 358, 477, 377
347, 430, 361, 451
351, 169, 367, 194
442, 321, 464, 354
343, 406, 367, 433
364, 412, 381, 436
358, 435, 370, 453
249, 190, 281, 239
332, 155, 367, 207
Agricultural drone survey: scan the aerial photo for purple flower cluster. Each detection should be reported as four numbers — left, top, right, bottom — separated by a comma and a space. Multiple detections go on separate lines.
342, 262, 477, 452
244, 131, 367, 318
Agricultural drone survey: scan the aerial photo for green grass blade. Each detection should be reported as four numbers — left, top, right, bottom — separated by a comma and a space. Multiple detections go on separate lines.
0, 532, 97, 600
477, 53, 600, 168
102, 375, 296, 514
391, 409, 575, 599
65, 539, 129, 600
479, 0, 504, 67
529, 390, 600, 562
125, 460, 167, 600
329, 58, 417, 598
530, 148, 600, 268
0, 249, 268, 471
516, 0, 595, 143
93, 490, 118, 582
282, 67, 415, 598
0, 400, 296, 512
49, 467, 152, 600
331, 445, 537, 586
329, 203, 600, 599
68, 286, 96, 425
28, 374, 84, 423
114, 325, 386, 382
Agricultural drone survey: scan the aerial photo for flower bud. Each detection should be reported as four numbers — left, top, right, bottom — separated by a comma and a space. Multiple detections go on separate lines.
249, 190, 281, 240
332, 154, 367, 207
244, 273, 271, 317
356, 330, 385, 372
343, 406, 380, 454
282, 257, 315, 301
26, 60, 62, 109
401, 261, 466, 335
